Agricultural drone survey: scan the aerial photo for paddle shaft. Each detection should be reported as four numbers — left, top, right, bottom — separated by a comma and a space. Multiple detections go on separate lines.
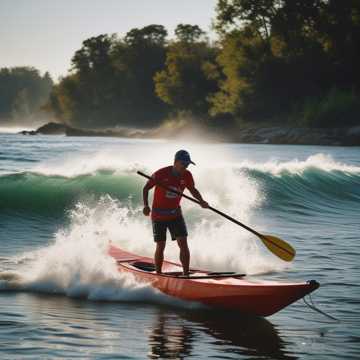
137, 171, 261, 238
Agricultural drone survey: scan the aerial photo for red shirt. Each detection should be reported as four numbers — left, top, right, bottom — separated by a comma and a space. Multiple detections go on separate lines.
147, 166, 195, 221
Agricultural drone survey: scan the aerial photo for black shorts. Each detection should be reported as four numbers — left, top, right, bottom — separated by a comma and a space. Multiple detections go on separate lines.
152, 216, 188, 242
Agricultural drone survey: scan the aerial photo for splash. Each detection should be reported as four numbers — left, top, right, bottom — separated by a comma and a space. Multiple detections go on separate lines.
0, 199, 197, 308
0, 191, 286, 302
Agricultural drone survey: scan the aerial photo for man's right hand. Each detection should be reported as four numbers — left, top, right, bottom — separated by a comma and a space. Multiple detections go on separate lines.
143, 206, 151, 216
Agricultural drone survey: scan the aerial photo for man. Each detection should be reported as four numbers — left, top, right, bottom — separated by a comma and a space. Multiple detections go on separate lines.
142, 150, 209, 276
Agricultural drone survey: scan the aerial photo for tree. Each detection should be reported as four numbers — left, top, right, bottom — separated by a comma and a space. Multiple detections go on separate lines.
209, 28, 273, 118
174, 24, 206, 43
124, 24, 167, 46
47, 75, 81, 124
211, 0, 360, 124
48, 26, 170, 128
70, 34, 117, 126
0, 66, 53, 123
154, 24, 218, 117
112, 25, 169, 127
215, 0, 280, 40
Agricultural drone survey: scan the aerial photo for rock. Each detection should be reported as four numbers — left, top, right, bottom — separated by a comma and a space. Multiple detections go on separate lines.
231, 126, 360, 146
20, 130, 37, 135
19, 122, 360, 146
19, 122, 68, 135
35, 122, 68, 134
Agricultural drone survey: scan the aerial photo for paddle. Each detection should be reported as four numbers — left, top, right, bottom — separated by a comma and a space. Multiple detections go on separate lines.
137, 170, 296, 262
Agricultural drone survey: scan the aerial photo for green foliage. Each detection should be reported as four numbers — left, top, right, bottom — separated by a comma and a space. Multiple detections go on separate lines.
124, 24, 167, 46
300, 88, 360, 127
113, 25, 169, 127
154, 24, 218, 117
49, 26, 169, 128
47, 75, 80, 124
44, 1, 360, 129
209, 28, 267, 117
70, 34, 120, 127
0, 67, 53, 123
210, 0, 360, 126
215, 0, 275, 39
174, 24, 206, 43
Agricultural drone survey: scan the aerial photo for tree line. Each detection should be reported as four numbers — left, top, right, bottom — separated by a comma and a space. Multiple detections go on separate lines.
2, 0, 360, 129
0, 67, 53, 124
47, 23, 218, 129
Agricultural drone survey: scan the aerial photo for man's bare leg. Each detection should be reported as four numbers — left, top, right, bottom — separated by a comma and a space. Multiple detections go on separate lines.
155, 241, 166, 274
177, 237, 190, 276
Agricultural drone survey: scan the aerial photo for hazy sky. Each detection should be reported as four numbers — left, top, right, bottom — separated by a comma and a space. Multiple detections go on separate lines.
0, 0, 218, 81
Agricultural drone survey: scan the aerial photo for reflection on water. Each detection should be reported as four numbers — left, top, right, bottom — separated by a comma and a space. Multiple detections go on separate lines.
148, 312, 193, 359
188, 311, 296, 360
148, 309, 296, 360
0, 292, 299, 359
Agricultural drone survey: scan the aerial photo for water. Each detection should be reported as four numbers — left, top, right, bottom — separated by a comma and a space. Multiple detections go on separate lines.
0, 132, 359, 359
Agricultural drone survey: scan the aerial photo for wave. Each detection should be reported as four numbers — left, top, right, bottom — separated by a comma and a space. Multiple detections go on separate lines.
234, 153, 360, 175
1, 149, 358, 303
0, 196, 281, 302
1, 154, 359, 217
0, 171, 143, 216
238, 155, 360, 214
244, 168, 360, 209
30, 151, 360, 177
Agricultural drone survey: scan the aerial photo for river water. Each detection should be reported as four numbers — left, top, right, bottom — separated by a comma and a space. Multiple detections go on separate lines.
0, 133, 359, 359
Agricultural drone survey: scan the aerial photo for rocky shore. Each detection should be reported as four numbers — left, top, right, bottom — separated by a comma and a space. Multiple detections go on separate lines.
19, 122, 142, 137
230, 126, 360, 146
20, 122, 360, 146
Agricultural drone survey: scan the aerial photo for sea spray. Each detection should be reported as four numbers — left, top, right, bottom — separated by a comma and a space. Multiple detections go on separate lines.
0, 199, 197, 308
0, 187, 286, 302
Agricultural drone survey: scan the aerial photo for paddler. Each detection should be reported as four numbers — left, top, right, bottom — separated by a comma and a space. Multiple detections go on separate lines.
142, 150, 209, 276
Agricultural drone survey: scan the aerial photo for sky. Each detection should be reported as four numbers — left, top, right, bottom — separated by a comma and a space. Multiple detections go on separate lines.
0, 0, 218, 81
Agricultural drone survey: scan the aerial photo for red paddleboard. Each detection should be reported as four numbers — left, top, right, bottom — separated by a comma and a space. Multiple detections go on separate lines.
109, 244, 319, 317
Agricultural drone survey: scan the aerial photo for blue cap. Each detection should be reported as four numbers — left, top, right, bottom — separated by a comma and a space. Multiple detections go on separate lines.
174, 150, 196, 165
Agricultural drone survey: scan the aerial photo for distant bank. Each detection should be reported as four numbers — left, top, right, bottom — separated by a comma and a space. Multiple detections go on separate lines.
19, 122, 360, 146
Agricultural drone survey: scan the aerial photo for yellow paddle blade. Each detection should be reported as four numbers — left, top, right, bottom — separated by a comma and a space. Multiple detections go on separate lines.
259, 234, 296, 262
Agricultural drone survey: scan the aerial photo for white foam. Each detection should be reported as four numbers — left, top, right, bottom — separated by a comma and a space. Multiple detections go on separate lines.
0, 202, 199, 308
1, 189, 286, 302
233, 153, 360, 175
31, 149, 136, 177
30, 147, 360, 179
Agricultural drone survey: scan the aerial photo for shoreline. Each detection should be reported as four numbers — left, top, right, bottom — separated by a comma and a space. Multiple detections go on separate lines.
18, 122, 360, 146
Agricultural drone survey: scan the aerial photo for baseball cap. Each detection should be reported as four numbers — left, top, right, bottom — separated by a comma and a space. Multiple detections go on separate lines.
174, 150, 196, 165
